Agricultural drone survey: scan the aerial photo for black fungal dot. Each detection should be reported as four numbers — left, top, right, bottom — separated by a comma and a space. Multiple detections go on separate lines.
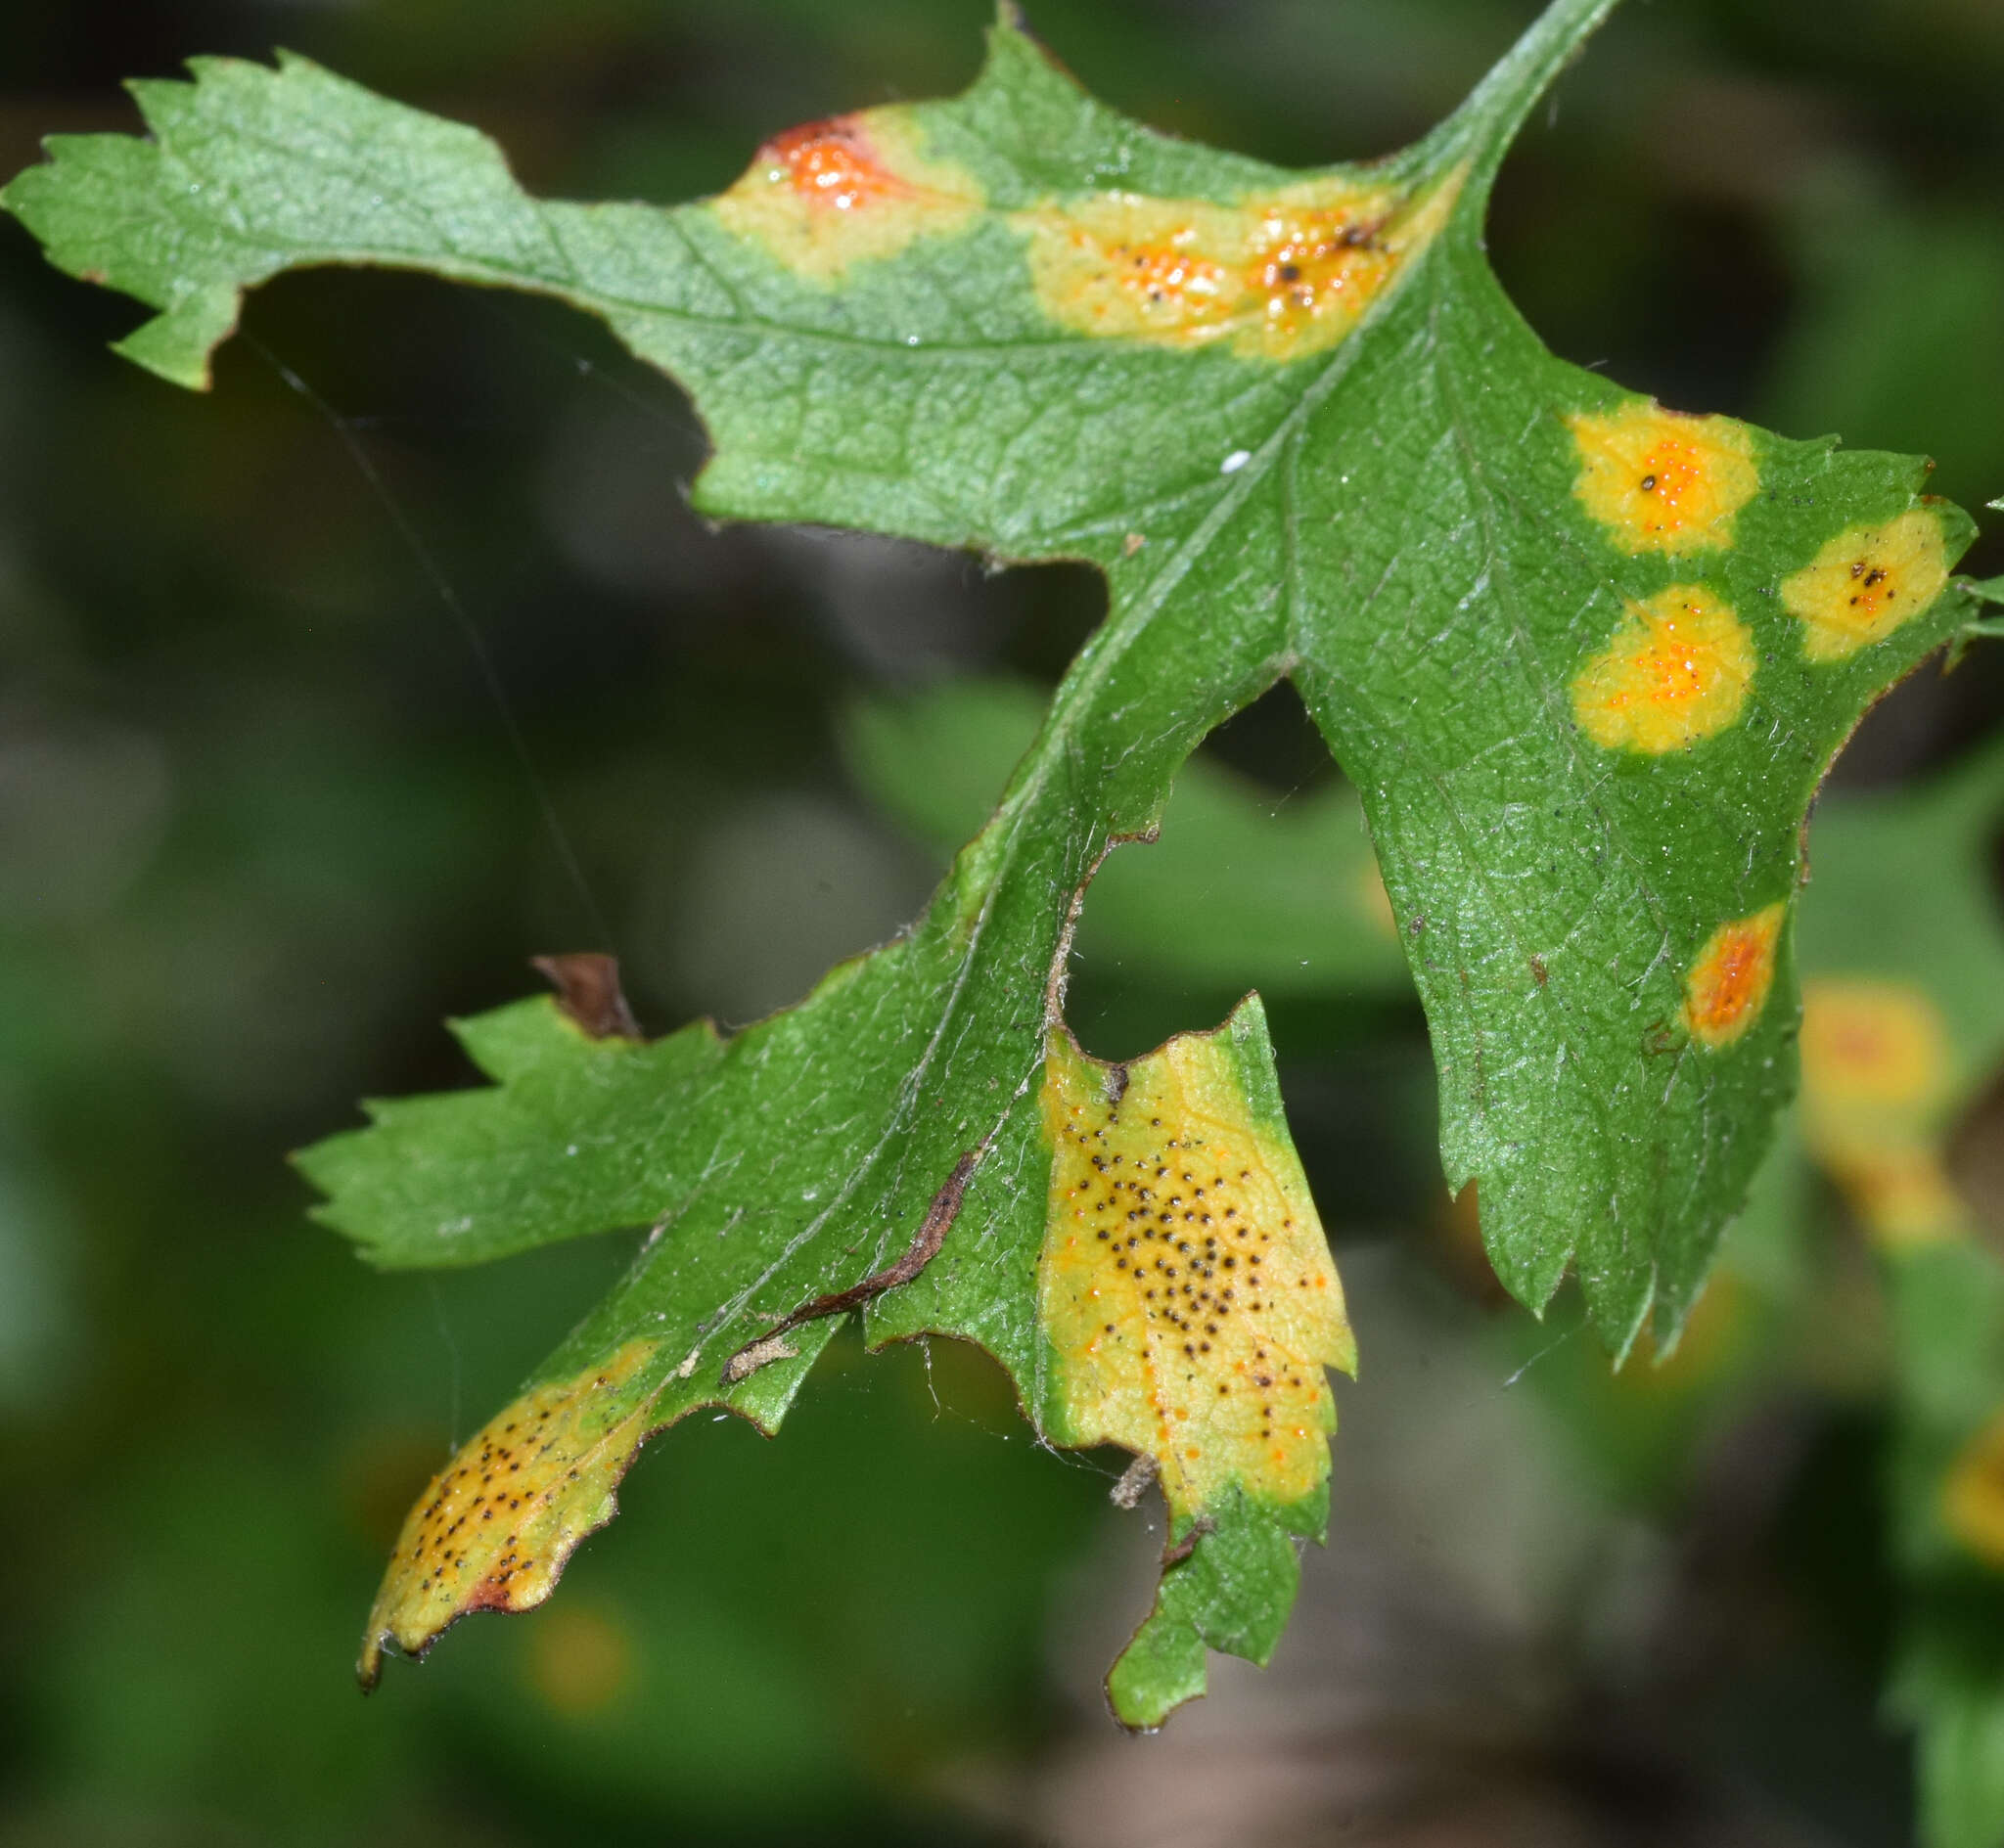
1640, 473, 1657, 492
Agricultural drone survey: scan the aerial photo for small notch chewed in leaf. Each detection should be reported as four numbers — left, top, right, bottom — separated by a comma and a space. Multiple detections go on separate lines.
1782, 508, 1954, 663
1568, 400, 1759, 556
358, 1339, 660, 1689
1682, 903, 1786, 1050
530, 953, 642, 1042
1033, 998, 1354, 1726
1571, 585, 1755, 755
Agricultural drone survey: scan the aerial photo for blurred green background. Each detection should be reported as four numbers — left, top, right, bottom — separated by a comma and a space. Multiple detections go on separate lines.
4, 1, 2004, 1843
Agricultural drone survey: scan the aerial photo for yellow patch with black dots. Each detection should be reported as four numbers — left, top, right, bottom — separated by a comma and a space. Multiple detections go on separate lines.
1781, 509, 1951, 662
1037, 1023, 1353, 1520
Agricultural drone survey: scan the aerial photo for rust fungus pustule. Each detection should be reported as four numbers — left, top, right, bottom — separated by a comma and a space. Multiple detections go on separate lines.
1781, 508, 1952, 662
358, 1338, 659, 1687
1017, 165, 1463, 362
1036, 1021, 1354, 1521
711, 109, 981, 281
1567, 401, 1758, 556
1571, 585, 1755, 755
1800, 978, 1965, 1248
1681, 904, 1786, 1049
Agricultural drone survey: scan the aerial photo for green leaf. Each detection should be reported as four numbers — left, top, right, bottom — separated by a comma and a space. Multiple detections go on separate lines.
6, 0, 1986, 1717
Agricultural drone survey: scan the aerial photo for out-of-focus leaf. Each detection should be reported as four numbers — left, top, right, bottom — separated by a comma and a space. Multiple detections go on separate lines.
1785, 742, 2004, 1848
843, 676, 1412, 998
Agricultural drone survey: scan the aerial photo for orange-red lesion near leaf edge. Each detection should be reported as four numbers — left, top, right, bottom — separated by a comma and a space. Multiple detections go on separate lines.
1682, 904, 1785, 1049
710, 108, 984, 282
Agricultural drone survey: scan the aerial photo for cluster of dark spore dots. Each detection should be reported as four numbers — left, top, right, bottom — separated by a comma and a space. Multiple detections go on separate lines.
1062, 1091, 1307, 1452
399, 1382, 599, 1604
1254, 214, 1385, 309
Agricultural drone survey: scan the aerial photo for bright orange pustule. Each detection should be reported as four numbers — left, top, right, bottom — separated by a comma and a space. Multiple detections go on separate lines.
711, 107, 981, 281
1682, 903, 1785, 1048
761, 117, 914, 213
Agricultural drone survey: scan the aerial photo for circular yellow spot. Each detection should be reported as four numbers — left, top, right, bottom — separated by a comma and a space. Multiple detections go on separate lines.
1571, 586, 1755, 754
1781, 509, 1950, 662
1568, 401, 1758, 555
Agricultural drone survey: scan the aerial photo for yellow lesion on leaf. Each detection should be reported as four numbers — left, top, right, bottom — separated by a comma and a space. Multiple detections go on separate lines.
1571, 585, 1756, 755
1800, 977, 1967, 1249
1567, 401, 1759, 556
711, 109, 983, 282
1016, 164, 1464, 362
358, 1338, 660, 1687
1036, 1021, 1355, 1522
1943, 1411, 2004, 1569
1781, 508, 1952, 663
1682, 903, 1786, 1049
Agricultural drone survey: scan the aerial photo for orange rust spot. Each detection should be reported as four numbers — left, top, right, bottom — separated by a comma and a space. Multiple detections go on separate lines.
1018, 165, 1464, 362
1035, 1017, 1353, 1521
1944, 1412, 2004, 1570
1681, 903, 1785, 1049
765, 117, 909, 213
1571, 586, 1754, 755
1781, 509, 1951, 662
1800, 978, 1966, 1248
1568, 401, 1758, 556
712, 108, 981, 281
357, 1338, 659, 1687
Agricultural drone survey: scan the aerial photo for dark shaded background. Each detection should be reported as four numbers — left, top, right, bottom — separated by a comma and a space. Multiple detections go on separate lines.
4, 2, 2004, 1843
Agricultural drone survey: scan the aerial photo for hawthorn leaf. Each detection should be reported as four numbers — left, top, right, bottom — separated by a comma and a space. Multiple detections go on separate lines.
5, 0, 1990, 1718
